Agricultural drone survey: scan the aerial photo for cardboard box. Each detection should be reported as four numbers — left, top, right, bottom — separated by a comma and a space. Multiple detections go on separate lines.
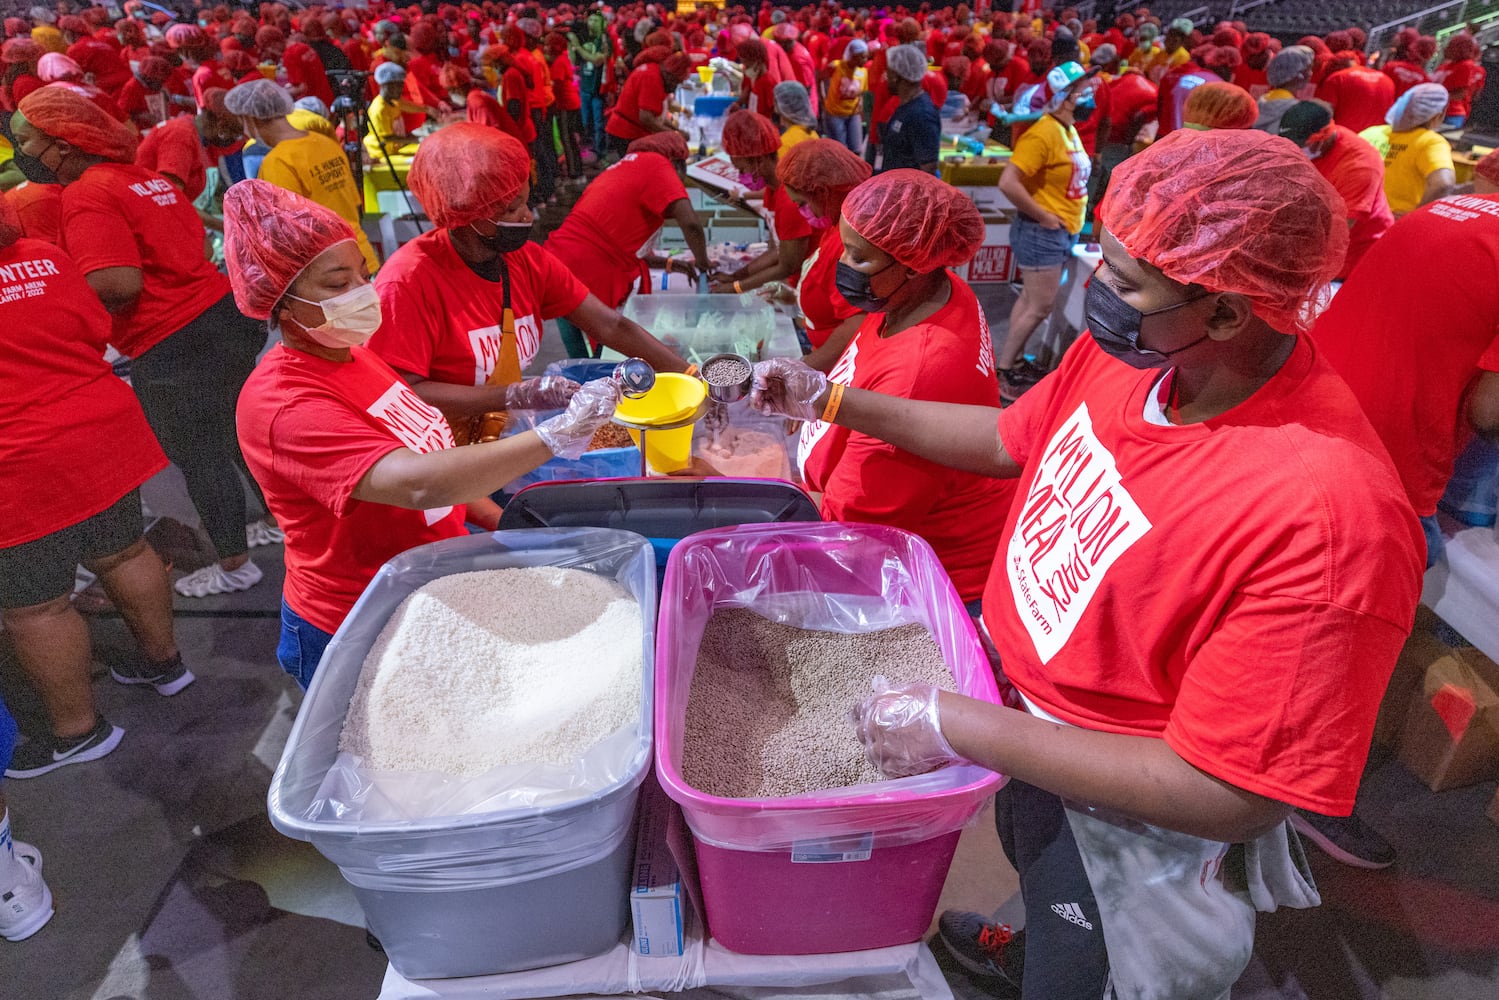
630, 781, 685, 958
1375, 606, 1453, 746
951, 214, 1017, 286
1397, 637, 1499, 792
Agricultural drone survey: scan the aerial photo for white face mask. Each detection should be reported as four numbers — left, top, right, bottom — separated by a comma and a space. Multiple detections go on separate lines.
287, 282, 383, 348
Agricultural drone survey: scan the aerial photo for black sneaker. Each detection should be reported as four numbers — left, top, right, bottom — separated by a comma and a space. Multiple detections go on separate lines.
4, 716, 124, 779
938, 910, 1024, 991
1290, 809, 1396, 870
111, 653, 195, 696
999, 361, 1048, 402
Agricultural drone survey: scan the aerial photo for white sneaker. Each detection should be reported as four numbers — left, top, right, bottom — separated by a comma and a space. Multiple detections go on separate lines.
0, 843, 54, 942
245, 519, 285, 549
173, 560, 264, 598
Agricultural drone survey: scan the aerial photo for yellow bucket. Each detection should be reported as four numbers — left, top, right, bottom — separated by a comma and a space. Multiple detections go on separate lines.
696, 66, 715, 86
614, 373, 707, 474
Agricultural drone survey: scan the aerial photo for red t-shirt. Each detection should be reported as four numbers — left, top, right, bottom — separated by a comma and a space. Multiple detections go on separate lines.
551, 52, 582, 111
1432, 59, 1487, 118
190, 60, 234, 106
0, 237, 166, 547
987, 335, 1422, 815
60, 162, 230, 358
797, 222, 860, 344
743, 71, 779, 120
1315, 126, 1393, 280
1104, 69, 1158, 144
5, 181, 61, 246
962, 60, 990, 104
1157, 63, 1220, 135
766, 181, 814, 243
404, 52, 448, 109
1383, 59, 1429, 98
510, 48, 546, 112
135, 116, 209, 200
799, 277, 1014, 601
467, 87, 529, 145
370, 232, 590, 386
1316, 66, 1396, 134
235, 344, 468, 634
988, 57, 1030, 105
500, 66, 538, 142
1312, 194, 1499, 515
545, 151, 687, 308
283, 41, 335, 108
607, 63, 669, 140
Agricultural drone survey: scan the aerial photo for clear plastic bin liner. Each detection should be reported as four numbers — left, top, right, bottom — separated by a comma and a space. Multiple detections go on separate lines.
501, 410, 640, 491
267, 528, 656, 893
654, 522, 1005, 852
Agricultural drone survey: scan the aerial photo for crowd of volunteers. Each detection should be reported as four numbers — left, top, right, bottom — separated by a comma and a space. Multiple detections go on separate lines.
0, 1, 1496, 995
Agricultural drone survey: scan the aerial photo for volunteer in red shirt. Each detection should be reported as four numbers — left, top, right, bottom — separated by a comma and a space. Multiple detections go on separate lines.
1382, 28, 1432, 98
118, 55, 193, 131
772, 22, 819, 118
4, 179, 61, 245
751, 130, 1421, 997
1316, 60, 1395, 134
64, 25, 132, 94
790, 169, 1016, 605
1237, 32, 1273, 98
1279, 101, 1392, 281
282, 35, 335, 109
0, 197, 193, 779
710, 110, 815, 295
545, 131, 713, 358
1432, 32, 1486, 127
733, 36, 781, 121
1, 39, 45, 112
369, 124, 689, 442
227, 182, 623, 688
442, 62, 527, 145
776, 138, 870, 368
14, 86, 270, 600
546, 32, 584, 182
604, 50, 691, 158
134, 89, 243, 205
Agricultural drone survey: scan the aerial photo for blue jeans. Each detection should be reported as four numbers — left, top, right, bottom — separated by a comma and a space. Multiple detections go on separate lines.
1444, 115, 1467, 129
825, 112, 864, 155
0, 694, 16, 776
1012, 213, 1077, 269
580, 87, 606, 150
277, 599, 334, 690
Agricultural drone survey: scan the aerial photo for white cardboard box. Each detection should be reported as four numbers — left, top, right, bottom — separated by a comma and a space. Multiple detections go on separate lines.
631, 783, 685, 958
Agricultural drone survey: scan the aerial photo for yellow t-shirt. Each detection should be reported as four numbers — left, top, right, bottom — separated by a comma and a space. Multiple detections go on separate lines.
1008, 113, 1090, 235
778, 124, 819, 160
364, 94, 422, 159
826, 61, 867, 118
1262, 88, 1295, 102
258, 132, 381, 272
1382, 127, 1453, 216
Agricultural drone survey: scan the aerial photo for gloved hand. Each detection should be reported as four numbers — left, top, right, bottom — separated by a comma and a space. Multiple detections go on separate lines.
756, 281, 797, 305
504, 376, 580, 411
749, 358, 829, 422
535, 377, 623, 459
851, 678, 962, 778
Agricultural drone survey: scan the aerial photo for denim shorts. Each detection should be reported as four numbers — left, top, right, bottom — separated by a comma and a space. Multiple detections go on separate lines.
1012, 213, 1077, 270
277, 599, 335, 691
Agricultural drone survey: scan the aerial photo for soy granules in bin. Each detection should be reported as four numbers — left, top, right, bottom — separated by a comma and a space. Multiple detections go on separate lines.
683, 609, 956, 798
341, 567, 642, 776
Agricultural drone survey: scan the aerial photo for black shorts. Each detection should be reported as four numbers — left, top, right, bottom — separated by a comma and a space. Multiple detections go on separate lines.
0, 489, 144, 609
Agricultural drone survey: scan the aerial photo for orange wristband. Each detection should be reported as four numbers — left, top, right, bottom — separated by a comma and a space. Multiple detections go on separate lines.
684, 364, 699, 377
733, 280, 743, 294
820, 382, 846, 423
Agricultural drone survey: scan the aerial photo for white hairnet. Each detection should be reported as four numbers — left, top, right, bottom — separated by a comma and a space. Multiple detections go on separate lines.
886, 44, 927, 83
224, 78, 294, 119
1266, 45, 1314, 88
374, 61, 406, 84
846, 38, 868, 57
293, 95, 329, 117
773, 80, 816, 126
1387, 83, 1450, 130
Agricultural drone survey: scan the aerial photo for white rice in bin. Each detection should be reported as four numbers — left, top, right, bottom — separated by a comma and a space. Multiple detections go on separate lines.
340, 567, 642, 775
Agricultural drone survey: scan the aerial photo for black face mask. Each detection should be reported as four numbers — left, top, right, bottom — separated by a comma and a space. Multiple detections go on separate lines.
835, 259, 901, 312
12, 146, 58, 186
1073, 100, 1096, 123
1085, 274, 1210, 369
473, 221, 533, 255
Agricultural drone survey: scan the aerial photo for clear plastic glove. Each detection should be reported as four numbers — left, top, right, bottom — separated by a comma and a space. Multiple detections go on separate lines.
504, 375, 580, 411
756, 281, 797, 305
749, 358, 829, 422
851, 678, 962, 778
535, 377, 622, 459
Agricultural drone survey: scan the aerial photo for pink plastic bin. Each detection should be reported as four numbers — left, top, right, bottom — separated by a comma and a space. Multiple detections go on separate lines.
655, 523, 1006, 955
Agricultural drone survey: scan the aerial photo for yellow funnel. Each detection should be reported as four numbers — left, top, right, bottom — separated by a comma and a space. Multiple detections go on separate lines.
614, 373, 708, 474
696, 66, 715, 86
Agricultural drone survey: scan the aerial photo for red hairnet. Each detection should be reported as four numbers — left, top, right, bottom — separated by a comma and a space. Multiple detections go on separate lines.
57, 15, 88, 36
409, 21, 439, 53
1445, 33, 1480, 62
409, 122, 531, 229
628, 131, 690, 162
165, 23, 208, 49
437, 62, 471, 89
771, 22, 798, 41
1297, 36, 1331, 56
1099, 129, 1348, 333
1324, 30, 1352, 53
222, 50, 257, 73
633, 44, 670, 67
721, 109, 780, 157
4, 18, 26, 38
942, 55, 970, 80
842, 169, 984, 272
223, 179, 357, 320
0, 195, 21, 251
1414, 36, 1439, 62
138, 55, 173, 87
663, 52, 692, 79
736, 36, 767, 64
1183, 82, 1257, 130
1, 38, 41, 64
19, 85, 138, 162
255, 26, 285, 49
779, 137, 871, 198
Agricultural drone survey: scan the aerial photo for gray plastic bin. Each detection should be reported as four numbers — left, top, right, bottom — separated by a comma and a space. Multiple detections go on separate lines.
266, 529, 656, 980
